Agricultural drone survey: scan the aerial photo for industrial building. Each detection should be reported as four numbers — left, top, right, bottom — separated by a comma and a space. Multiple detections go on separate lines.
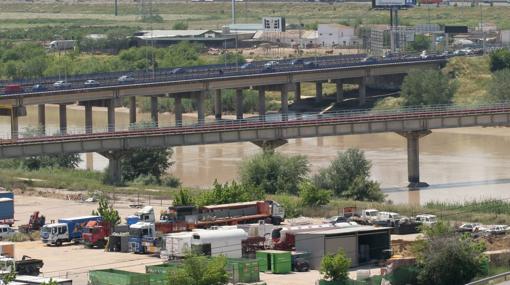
132, 29, 255, 48
295, 225, 391, 269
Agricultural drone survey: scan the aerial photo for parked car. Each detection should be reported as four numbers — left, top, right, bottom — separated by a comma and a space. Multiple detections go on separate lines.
240, 62, 255, 69
457, 223, 481, 233
171, 68, 186, 75
484, 225, 508, 236
0, 225, 15, 240
4, 84, 23, 94
31, 84, 47, 92
420, 50, 428, 59
53, 80, 72, 89
118, 75, 135, 83
83, 79, 100, 87
415, 214, 437, 226
376, 211, 401, 226
326, 216, 347, 225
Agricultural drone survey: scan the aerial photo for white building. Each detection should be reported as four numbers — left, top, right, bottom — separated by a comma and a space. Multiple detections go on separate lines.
318, 24, 356, 47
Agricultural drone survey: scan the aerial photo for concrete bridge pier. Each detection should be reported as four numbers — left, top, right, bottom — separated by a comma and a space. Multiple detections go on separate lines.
258, 87, 266, 118
150, 96, 158, 127
252, 139, 288, 152
107, 99, 116, 132
398, 130, 431, 188
129, 97, 137, 126
10, 113, 18, 140
214, 90, 222, 120
281, 84, 289, 120
236, 89, 243, 120
196, 91, 205, 125
100, 150, 126, 185
84, 102, 93, 134
335, 81, 344, 103
315, 82, 323, 102
37, 104, 46, 135
175, 96, 183, 127
294, 82, 301, 103
59, 104, 67, 135
359, 77, 367, 106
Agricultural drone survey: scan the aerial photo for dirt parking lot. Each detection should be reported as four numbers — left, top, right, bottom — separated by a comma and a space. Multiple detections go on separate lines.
11, 192, 384, 285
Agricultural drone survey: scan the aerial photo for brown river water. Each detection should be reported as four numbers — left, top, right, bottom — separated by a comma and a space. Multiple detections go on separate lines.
2, 105, 510, 205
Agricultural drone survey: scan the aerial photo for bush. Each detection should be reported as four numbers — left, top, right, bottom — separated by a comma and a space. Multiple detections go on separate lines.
299, 181, 332, 207
173, 188, 195, 206
132, 174, 160, 185
401, 69, 456, 106
320, 250, 351, 282
240, 151, 309, 195
489, 49, 510, 72
196, 180, 264, 207
488, 68, 510, 102
273, 195, 303, 218
121, 148, 173, 182
161, 175, 182, 188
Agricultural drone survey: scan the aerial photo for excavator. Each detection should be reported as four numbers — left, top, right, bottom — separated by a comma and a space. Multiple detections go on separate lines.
18, 211, 45, 234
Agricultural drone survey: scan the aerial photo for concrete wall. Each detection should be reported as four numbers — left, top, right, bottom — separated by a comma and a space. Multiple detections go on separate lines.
318, 24, 355, 47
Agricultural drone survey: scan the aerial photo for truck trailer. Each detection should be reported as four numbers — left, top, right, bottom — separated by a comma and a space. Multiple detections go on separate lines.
41, 216, 102, 246
0, 192, 14, 226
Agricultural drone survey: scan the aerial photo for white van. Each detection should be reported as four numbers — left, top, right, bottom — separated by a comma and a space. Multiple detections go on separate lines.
0, 225, 15, 240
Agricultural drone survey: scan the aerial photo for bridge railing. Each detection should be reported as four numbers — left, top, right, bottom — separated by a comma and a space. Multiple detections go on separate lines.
2, 101, 510, 141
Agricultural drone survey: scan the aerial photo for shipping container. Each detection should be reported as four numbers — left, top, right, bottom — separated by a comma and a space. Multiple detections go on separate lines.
227, 258, 260, 283
0, 242, 15, 258
89, 269, 149, 285
14, 276, 72, 285
148, 274, 169, 285
146, 263, 181, 274
0, 191, 14, 199
256, 250, 291, 274
0, 198, 14, 220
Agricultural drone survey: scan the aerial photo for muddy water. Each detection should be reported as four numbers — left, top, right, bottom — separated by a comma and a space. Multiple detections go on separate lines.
2, 105, 510, 205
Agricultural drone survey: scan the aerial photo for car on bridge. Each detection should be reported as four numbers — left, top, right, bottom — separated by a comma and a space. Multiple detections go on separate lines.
263, 60, 279, 72
118, 75, 135, 83
291, 59, 304, 65
4, 84, 23, 94
361, 56, 378, 64
240, 62, 255, 69
84, 80, 100, 87
170, 68, 187, 75
303, 61, 318, 68
53, 81, 72, 89
31, 84, 47, 92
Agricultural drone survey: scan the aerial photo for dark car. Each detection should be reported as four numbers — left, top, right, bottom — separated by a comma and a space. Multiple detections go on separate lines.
326, 216, 347, 225
31, 84, 47, 92
361, 56, 378, 64
240, 62, 255, 69
4, 84, 23, 94
291, 59, 304, 65
303, 61, 318, 68
263, 60, 279, 72
171, 68, 186, 75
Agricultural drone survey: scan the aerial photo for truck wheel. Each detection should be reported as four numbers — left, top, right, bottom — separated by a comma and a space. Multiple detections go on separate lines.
55, 240, 62, 246
271, 217, 282, 225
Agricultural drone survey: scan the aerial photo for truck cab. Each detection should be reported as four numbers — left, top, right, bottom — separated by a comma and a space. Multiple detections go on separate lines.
40, 223, 69, 246
135, 206, 155, 223
268, 201, 285, 225
82, 221, 111, 248
129, 222, 156, 254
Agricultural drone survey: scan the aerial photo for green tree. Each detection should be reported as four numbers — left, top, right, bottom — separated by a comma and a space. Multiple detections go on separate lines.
121, 148, 173, 182
196, 180, 264, 207
299, 181, 332, 207
173, 188, 195, 206
91, 195, 121, 226
344, 176, 384, 202
401, 69, 456, 106
168, 255, 228, 285
217, 52, 246, 65
489, 48, 510, 72
320, 250, 351, 282
408, 34, 431, 52
172, 21, 189, 30
488, 68, 510, 101
240, 151, 309, 195
21, 153, 81, 171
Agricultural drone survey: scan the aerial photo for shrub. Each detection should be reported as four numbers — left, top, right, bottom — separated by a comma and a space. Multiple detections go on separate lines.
161, 175, 182, 188
299, 181, 332, 207
320, 250, 351, 282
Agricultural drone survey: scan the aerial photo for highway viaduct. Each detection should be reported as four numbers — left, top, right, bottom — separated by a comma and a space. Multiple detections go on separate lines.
1, 103, 510, 187
0, 56, 449, 185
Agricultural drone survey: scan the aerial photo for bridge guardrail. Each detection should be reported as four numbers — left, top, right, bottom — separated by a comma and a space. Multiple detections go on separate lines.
465, 271, 510, 285
2, 101, 510, 142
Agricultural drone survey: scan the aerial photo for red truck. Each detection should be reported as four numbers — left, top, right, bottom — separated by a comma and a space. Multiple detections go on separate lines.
4, 84, 23, 94
82, 220, 111, 248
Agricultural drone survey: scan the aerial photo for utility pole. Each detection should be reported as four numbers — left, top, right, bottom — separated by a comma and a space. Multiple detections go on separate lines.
232, 0, 236, 24
114, 0, 118, 16
480, 3, 486, 54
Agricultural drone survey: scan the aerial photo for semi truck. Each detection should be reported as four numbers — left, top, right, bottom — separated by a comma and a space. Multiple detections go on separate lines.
128, 222, 157, 254
40, 216, 102, 246
0, 192, 14, 226
82, 220, 111, 248
0, 255, 44, 276
156, 200, 285, 234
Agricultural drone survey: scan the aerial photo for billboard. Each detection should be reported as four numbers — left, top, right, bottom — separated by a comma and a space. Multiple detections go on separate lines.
444, 25, 468, 34
372, 0, 415, 8
262, 17, 286, 32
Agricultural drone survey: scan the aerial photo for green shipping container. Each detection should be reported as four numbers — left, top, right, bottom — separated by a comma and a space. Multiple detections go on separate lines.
89, 269, 150, 285
149, 273, 169, 285
146, 263, 181, 274
256, 250, 291, 274
227, 258, 260, 284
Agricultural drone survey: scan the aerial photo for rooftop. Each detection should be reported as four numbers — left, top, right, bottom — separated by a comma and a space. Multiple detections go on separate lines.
299, 225, 392, 236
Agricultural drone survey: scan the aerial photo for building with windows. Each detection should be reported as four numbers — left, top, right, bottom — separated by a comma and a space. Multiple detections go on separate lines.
318, 24, 357, 47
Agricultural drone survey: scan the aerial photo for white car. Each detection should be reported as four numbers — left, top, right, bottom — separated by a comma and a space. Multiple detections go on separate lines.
118, 75, 135, 83
0, 225, 15, 240
420, 51, 428, 59
53, 80, 72, 89
415, 214, 437, 226
84, 79, 100, 87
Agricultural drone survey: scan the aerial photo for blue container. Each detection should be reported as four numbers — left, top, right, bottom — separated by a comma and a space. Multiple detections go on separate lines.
0, 198, 14, 220
0, 192, 14, 199
126, 215, 140, 226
